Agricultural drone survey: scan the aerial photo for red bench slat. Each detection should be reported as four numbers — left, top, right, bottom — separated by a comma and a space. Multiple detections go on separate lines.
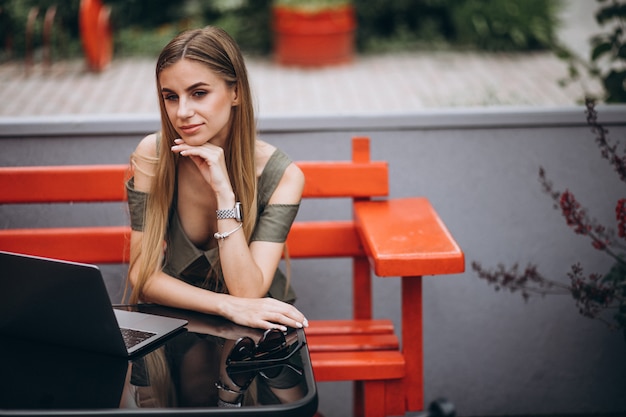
299, 161, 388, 198
0, 165, 128, 203
306, 333, 399, 352
306, 319, 395, 335
0, 222, 364, 263
310, 351, 405, 381
0, 226, 130, 264
287, 221, 363, 258
0, 161, 388, 203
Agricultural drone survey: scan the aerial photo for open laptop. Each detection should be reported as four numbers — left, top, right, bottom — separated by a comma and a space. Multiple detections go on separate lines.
0, 251, 187, 357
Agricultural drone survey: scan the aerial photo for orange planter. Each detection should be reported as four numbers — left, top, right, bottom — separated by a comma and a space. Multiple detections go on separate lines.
272, 5, 356, 67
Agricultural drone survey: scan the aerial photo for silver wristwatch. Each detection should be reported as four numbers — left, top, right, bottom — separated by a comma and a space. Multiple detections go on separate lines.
216, 202, 243, 222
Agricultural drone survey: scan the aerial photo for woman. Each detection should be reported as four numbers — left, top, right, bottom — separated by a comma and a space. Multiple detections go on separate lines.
125, 26, 307, 331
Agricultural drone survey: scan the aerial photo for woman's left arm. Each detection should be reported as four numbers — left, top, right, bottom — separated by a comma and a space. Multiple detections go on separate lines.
219, 162, 304, 297
171, 139, 304, 298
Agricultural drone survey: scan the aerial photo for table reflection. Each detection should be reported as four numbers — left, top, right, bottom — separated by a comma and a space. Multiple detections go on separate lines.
0, 305, 316, 416
126, 329, 307, 408
0, 338, 129, 410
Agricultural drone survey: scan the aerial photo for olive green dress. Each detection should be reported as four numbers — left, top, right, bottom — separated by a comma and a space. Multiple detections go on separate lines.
126, 147, 299, 303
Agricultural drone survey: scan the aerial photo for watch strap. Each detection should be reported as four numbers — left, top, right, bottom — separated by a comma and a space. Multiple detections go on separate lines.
216, 202, 242, 222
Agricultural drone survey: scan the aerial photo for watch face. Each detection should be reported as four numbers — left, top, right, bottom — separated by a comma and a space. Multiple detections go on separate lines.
234, 202, 243, 222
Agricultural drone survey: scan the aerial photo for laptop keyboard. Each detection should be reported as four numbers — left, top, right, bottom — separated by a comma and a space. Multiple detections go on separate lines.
120, 327, 156, 349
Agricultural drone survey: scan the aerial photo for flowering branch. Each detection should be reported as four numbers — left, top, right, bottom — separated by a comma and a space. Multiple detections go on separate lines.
538, 169, 626, 258
585, 98, 626, 182
472, 100, 626, 333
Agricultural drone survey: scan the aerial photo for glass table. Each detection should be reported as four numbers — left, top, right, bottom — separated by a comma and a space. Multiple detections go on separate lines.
0, 304, 318, 416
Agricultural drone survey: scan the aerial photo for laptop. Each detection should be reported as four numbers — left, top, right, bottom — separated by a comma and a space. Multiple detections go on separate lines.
0, 251, 187, 357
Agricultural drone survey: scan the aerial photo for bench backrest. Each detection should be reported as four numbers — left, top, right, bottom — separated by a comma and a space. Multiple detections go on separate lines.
0, 137, 385, 261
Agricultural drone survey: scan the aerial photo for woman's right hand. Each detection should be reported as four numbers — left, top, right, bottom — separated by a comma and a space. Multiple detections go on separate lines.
220, 296, 308, 332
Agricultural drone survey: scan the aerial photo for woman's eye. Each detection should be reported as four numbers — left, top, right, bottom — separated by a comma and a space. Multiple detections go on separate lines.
193, 90, 208, 98
163, 94, 178, 101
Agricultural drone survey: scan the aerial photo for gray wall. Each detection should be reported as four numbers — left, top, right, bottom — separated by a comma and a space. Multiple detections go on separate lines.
1, 106, 625, 417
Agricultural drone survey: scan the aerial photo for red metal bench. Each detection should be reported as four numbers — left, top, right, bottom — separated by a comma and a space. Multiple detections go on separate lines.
0, 137, 464, 417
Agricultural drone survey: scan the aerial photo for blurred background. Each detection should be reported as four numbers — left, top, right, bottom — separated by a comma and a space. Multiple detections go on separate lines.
1, 0, 565, 61
2, 0, 623, 114
1, 1, 626, 417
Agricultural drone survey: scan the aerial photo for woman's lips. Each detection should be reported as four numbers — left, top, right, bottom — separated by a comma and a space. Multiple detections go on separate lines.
179, 124, 202, 135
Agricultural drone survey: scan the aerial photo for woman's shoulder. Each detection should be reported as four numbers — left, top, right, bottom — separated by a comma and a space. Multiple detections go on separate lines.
255, 140, 304, 204
254, 140, 276, 170
131, 133, 160, 192
134, 132, 159, 159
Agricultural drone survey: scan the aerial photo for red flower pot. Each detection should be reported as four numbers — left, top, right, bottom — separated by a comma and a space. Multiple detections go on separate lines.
272, 5, 356, 67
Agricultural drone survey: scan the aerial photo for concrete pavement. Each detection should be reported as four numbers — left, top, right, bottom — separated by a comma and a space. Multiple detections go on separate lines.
0, 50, 597, 119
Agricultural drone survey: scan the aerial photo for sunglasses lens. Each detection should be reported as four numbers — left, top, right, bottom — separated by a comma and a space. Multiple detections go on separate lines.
255, 328, 286, 359
228, 367, 256, 389
228, 337, 255, 363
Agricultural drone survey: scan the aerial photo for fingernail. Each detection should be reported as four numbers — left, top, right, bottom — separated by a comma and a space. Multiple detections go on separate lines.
295, 322, 303, 328
303, 319, 309, 327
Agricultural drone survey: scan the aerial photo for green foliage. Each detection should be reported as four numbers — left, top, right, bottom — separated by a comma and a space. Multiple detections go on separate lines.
355, 0, 561, 53
106, 0, 186, 29
354, 0, 453, 52
0, 0, 81, 60
0, 0, 562, 61
449, 0, 561, 51
113, 26, 181, 58
211, 0, 272, 56
111, 0, 272, 57
556, 0, 626, 103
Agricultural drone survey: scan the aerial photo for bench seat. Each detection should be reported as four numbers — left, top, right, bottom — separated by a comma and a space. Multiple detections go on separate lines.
310, 350, 405, 381
306, 332, 399, 352
305, 319, 395, 335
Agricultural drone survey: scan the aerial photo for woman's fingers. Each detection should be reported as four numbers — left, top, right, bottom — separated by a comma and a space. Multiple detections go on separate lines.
171, 139, 223, 162
171, 139, 231, 190
227, 297, 308, 331
262, 299, 308, 329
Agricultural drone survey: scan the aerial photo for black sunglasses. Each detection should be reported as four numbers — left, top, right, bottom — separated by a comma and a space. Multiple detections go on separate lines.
226, 328, 304, 368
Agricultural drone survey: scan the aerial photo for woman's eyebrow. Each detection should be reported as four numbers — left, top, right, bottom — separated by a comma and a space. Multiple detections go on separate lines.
161, 82, 211, 94
185, 82, 211, 92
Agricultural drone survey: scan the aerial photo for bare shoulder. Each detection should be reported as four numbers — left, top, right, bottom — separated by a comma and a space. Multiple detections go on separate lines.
259, 142, 304, 204
135, 133, 159, 159
132, 133, 159, 192
272, 162, 304, 204
255, 140, 276, 169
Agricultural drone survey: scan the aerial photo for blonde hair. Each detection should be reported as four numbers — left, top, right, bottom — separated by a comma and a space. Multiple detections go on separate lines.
128, 26, 257, 304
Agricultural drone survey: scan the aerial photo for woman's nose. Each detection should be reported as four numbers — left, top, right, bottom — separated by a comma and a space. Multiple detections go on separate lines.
177, 98, 194, 118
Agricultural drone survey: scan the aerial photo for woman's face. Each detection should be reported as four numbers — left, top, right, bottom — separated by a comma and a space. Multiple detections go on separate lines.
159, 59, 238, 148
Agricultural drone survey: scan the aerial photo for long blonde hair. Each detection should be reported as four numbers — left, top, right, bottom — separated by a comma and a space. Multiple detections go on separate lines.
128, 26, 257, 304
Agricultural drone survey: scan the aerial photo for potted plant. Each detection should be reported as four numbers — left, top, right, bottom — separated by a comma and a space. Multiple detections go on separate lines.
271, 0, 356, 67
